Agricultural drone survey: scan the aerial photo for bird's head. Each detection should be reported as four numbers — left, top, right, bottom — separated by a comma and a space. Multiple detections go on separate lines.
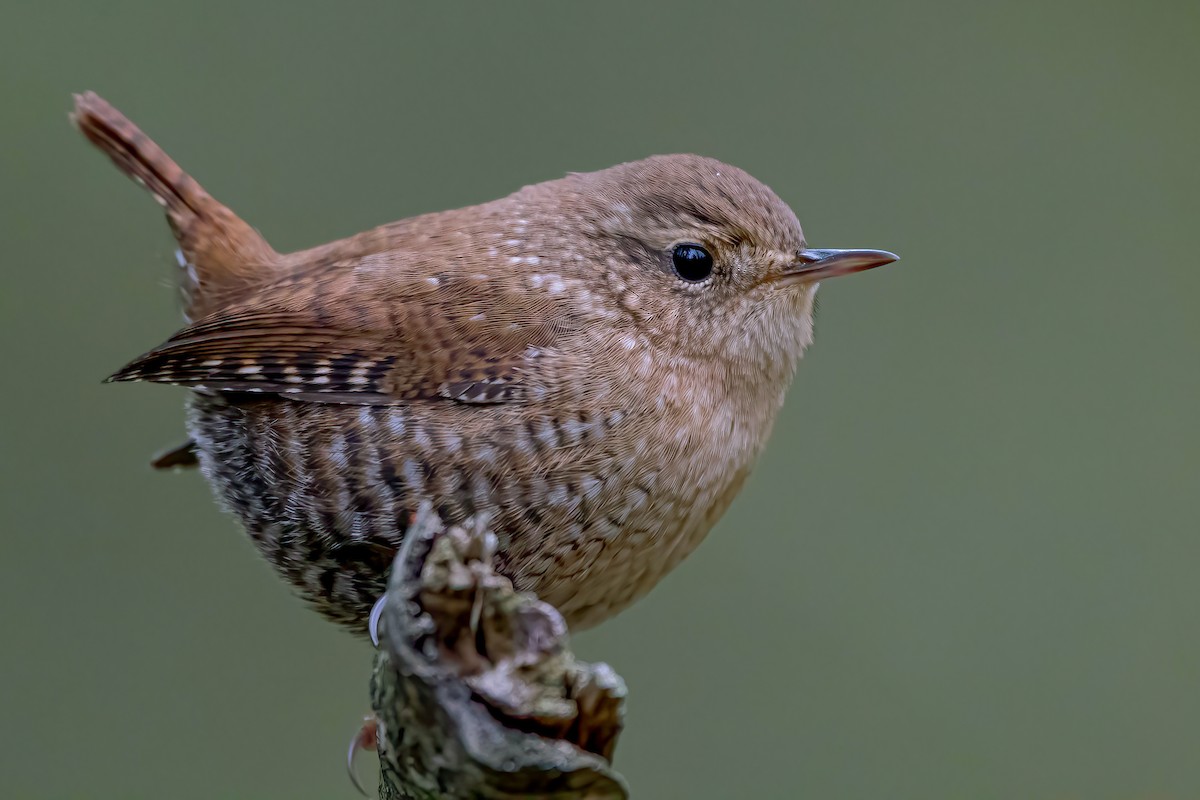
526, 154, 897, 384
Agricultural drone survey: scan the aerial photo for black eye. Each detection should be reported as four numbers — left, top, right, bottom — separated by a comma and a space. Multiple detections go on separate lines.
671, 243, 714, 282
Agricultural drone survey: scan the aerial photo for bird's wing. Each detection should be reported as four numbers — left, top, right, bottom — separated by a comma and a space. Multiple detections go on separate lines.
107, 260, 570, 406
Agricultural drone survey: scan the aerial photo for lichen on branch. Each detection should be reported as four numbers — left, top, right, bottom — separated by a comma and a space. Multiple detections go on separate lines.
370, 505, 629, 799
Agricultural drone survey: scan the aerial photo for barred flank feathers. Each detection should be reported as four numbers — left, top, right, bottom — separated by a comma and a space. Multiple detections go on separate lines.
108, 346, 401, 397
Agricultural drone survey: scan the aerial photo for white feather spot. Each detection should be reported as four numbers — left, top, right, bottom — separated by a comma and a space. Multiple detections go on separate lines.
413, 425, 433, 450
386, 412, 406, 438
474, 443, 498, 464
547, 483, 569, 507
535, 420, 558, 450
511, 432, 534, 457
580, 475, 602, 501
402, 459, 423, 492
627, 485, 649, 510
561, 418, 589, 444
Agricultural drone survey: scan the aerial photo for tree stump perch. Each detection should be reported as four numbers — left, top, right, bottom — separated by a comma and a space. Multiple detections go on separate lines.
369, 505, 629, 799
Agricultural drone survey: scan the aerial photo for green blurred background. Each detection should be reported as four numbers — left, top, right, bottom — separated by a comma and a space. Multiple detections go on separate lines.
2, 2, 1197, 797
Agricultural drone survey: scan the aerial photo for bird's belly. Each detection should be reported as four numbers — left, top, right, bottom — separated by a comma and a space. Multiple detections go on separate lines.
186, 393, 750, 632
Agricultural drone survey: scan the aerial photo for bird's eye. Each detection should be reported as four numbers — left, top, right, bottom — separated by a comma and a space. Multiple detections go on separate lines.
671, 243, 714, 282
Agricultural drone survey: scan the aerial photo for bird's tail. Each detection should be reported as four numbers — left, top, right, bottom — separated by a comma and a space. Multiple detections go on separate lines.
71, 91, 279, 320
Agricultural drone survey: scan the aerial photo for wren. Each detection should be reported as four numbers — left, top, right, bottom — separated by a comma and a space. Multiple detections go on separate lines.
73, 92, 897, 634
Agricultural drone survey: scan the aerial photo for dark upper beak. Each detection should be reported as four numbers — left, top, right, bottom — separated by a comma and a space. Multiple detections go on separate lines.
786, 248, 899, 281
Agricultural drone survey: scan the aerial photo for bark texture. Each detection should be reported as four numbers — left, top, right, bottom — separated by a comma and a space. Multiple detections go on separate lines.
370, 505, 629, 799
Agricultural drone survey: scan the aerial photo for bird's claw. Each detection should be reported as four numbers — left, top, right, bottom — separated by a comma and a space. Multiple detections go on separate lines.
346, 714, 379, 797
368, 593, 387, 647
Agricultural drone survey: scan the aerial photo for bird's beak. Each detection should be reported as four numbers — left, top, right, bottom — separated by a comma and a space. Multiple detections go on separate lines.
784, 248, 899, 282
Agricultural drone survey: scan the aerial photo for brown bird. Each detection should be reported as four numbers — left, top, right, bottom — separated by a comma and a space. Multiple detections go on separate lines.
73, 91, 897, 635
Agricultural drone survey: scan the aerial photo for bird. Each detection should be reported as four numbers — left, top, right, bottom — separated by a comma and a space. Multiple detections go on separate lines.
72, 91, 897, 636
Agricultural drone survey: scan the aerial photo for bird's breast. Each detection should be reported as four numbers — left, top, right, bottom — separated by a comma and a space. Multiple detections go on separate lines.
184, 345, 783, 629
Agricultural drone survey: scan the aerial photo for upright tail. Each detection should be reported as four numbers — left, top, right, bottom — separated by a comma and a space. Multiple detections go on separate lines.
71, 91, 280, 320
